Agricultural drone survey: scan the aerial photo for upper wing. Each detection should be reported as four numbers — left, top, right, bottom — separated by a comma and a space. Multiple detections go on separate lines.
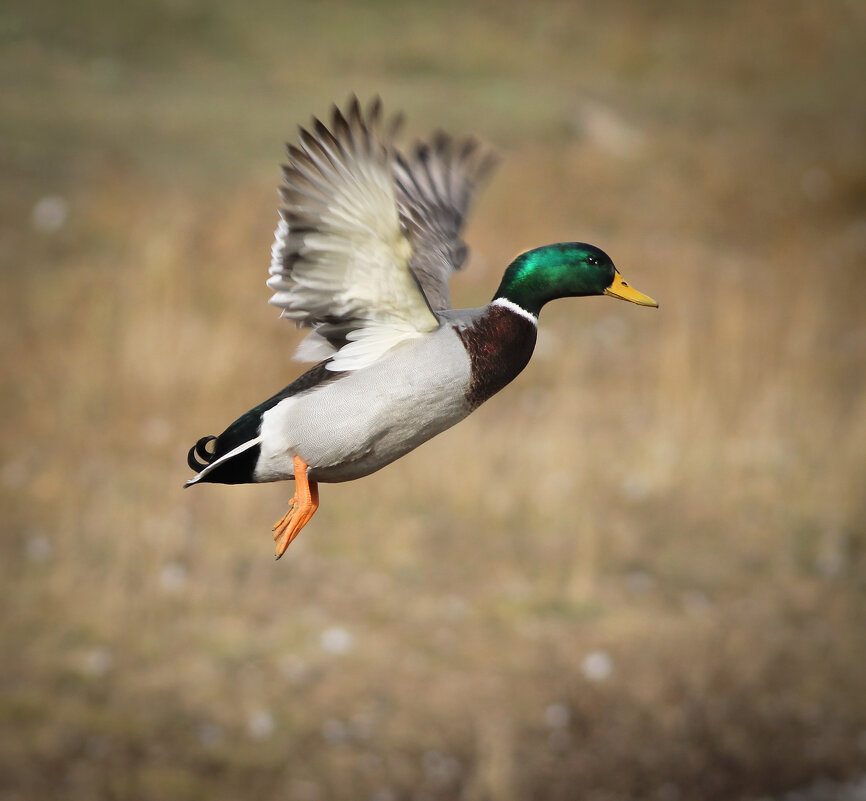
267, 97, 440, 371
393, 133, 498, 311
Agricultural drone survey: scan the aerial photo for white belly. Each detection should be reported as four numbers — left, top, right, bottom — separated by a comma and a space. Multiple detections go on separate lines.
254, 326, 472, 483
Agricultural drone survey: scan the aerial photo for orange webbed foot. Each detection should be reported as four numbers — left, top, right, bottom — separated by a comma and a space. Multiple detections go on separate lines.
273, 455, 319, 559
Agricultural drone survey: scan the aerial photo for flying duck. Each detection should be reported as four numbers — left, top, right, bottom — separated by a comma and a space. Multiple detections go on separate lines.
186, 97, 658, 558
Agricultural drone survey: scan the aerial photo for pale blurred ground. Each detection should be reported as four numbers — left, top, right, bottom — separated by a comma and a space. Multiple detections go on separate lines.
2, 1, 866, 800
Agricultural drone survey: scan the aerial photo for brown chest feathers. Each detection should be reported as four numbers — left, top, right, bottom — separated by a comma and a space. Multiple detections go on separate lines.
455, 304, 538, 410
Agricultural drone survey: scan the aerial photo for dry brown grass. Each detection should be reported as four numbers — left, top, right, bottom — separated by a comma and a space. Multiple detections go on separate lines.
2, 1, 866, 799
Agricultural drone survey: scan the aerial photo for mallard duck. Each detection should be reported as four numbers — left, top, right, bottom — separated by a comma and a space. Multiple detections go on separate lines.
186, 97, 657, 558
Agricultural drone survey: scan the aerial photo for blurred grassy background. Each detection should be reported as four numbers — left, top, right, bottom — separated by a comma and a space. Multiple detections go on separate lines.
2, 0, 866, 799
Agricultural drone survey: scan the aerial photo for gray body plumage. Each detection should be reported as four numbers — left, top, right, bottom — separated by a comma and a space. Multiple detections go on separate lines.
255, 310, 481, 483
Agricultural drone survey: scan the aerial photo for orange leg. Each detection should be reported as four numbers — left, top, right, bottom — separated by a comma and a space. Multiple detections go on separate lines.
273, 455, 319, 559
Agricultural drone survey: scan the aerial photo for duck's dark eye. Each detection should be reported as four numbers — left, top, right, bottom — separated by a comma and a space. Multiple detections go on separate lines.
586, 255, 600, 266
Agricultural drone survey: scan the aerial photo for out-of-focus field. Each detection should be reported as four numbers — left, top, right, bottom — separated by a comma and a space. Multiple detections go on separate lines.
2, 1, 866, 799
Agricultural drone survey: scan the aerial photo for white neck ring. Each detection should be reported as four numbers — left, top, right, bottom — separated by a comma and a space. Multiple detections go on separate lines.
491, 297, 538, 325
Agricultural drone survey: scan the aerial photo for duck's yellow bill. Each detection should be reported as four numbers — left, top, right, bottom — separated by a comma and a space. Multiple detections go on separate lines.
604, 270, 658, 307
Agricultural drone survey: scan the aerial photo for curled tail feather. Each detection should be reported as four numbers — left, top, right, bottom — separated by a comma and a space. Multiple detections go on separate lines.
187, 435, 218, 471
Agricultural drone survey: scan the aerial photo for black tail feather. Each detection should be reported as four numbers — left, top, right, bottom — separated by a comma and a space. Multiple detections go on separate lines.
185, 360, 344, 485
187, 435, 218, 471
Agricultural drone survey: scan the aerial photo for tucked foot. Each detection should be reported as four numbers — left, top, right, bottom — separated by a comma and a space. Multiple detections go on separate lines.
273, 455, 319, 559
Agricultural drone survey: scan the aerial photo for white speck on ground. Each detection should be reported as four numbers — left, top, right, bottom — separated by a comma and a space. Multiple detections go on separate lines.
581, 650, 613, 682
544, 702, 570, 729
32, 195, 69, 232
81, 648, 113, 677
625, 570, 655, 595
26, 535, 52, 562
322, 718, 348, 745
247, 710, 274, 740
160, 562, 188, 592
422, 750, 461, 787
196, 721, 224, 747
320, 625, 353, 655
279, 654, 308, 682
682, 590, 712, 616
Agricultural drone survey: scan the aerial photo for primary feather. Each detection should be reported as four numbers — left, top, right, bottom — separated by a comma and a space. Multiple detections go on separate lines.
394, 133, 498, 310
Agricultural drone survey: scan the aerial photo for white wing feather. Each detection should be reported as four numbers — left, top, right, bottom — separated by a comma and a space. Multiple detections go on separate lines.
266, 99, 439, 371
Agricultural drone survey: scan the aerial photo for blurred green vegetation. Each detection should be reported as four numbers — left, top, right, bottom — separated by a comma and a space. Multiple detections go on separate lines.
2, 1, 866, 800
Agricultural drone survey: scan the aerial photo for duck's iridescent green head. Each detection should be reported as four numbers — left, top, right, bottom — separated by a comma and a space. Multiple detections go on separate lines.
493, 242, 657, 317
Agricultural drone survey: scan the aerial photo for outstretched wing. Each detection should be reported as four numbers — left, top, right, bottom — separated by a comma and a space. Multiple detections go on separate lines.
394, 133, 498, 311
267, 97, 439, 371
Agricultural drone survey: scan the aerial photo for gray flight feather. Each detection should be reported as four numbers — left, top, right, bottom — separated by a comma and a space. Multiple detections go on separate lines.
394, 133, 498, 311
